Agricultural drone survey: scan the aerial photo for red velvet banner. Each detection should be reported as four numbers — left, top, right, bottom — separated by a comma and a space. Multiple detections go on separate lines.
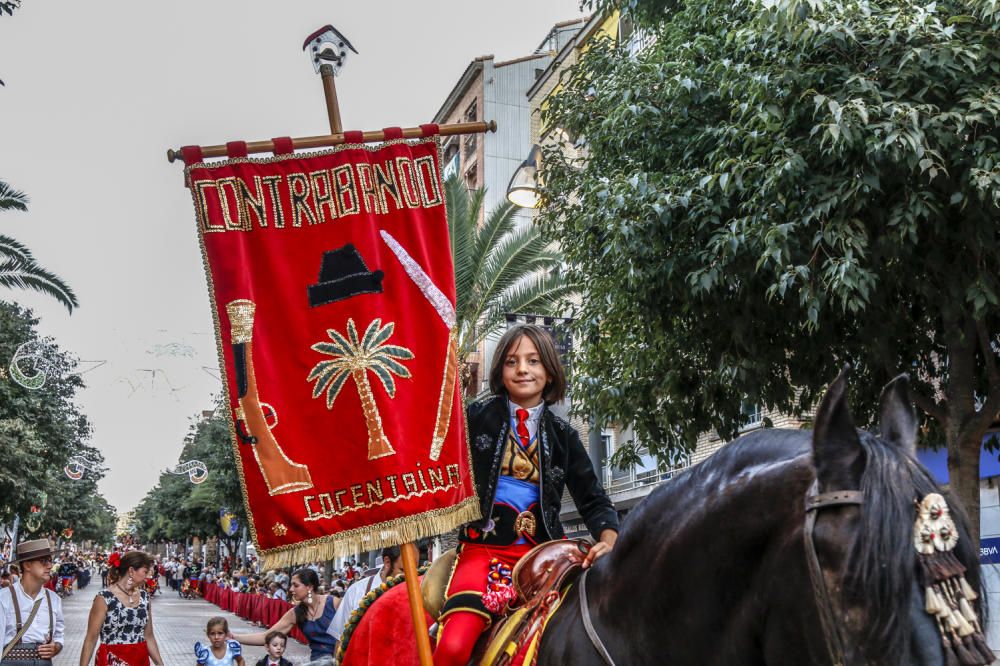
185, 138, 479, 567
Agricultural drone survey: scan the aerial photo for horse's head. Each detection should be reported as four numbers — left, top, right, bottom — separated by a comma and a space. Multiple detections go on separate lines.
807, 368, 989, 666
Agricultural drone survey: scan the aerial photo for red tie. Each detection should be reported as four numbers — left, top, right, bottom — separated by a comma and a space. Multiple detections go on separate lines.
515, 408, 530, 448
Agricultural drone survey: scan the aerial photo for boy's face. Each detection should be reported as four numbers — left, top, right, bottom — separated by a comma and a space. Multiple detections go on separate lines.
267, 637, 286, 658
502, 335, 549, 407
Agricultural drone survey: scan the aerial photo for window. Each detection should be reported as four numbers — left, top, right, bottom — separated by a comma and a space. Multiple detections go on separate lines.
443, 152, 460, 180
618, 13, 634, 46
618, 11, 656, 56
464, 99, 478, 123
463, 134, 477, 161
740, 401, 763, 430
464, 164, 478, 191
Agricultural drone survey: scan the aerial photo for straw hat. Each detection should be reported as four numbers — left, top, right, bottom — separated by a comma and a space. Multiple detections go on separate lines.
13, 538, 55, 564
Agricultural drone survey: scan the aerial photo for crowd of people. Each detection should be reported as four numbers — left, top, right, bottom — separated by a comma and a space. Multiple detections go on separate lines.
0, 537, 406, 665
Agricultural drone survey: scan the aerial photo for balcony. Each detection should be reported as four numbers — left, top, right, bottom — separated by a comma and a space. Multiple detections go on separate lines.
605, 458, 690, 497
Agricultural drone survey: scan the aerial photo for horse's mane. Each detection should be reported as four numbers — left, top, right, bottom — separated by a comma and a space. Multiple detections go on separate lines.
848, 431, 980, 663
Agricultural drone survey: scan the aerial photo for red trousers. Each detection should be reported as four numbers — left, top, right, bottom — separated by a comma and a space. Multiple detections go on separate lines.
96, 642, 150, 665
433, 542, 532, 666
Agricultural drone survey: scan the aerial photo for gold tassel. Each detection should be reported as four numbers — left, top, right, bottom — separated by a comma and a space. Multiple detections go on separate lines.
259, 497, 481, 570
960, 576, 979, 601
927, 586, 943, 615
947, 610, 962, 630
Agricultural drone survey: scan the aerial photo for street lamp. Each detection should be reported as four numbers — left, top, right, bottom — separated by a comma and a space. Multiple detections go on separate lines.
506, 144, 542, 209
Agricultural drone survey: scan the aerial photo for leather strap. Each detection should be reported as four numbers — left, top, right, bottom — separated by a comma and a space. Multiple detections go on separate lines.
10, 585, 19, 631
578, 569, 616, 666
45, 589, 53, 643
806, 490, 863, 511
2, 591, 43, 660
803, 480, 863, 666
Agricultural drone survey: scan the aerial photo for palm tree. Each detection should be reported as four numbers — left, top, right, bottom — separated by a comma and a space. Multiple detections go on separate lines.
446, 174, 575, 390
0, 180, 79, 312
307, 318, 414, 460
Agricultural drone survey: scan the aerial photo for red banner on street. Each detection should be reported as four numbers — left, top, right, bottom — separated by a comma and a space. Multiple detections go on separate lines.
186, 137, 479, 567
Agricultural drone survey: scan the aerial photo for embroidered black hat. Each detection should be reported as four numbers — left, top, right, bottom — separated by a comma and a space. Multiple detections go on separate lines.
308, 244, 384, 307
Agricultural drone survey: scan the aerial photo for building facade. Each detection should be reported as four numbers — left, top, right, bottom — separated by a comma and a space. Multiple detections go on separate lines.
432, 21, 583, 396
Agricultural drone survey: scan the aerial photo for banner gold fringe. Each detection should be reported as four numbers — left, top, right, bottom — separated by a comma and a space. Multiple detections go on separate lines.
260, 496, 480, 570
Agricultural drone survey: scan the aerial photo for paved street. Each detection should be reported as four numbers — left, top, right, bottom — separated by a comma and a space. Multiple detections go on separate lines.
56, 580, 312, 664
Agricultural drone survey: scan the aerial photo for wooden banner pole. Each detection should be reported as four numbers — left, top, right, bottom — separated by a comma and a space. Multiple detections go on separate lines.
319, 64, 343, 134
401, 542, 434, 666
166, 120, 495, 163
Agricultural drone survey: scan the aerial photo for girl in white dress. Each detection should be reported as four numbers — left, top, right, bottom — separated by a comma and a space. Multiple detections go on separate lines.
195, 617, 244, 666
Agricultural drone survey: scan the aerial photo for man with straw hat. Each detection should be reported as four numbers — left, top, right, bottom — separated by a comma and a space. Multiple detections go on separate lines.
0, 539, 64, 664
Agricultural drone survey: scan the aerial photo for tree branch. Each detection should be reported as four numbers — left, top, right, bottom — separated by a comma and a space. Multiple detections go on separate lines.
976, 319, 1000, 389
913, 388, 948, 424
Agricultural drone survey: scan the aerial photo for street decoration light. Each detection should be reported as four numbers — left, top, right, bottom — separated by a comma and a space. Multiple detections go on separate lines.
506, 144, 542, 209
168, 459, 209, 484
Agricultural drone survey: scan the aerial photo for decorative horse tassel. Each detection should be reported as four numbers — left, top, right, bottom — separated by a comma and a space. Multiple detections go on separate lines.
926, 586, 943, 614
913, 493, 995, 666
959, 597, 978, 623
961, 577, 979, 601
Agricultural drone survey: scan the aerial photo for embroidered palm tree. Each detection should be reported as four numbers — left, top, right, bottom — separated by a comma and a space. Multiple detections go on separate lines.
308, 318, 414, 460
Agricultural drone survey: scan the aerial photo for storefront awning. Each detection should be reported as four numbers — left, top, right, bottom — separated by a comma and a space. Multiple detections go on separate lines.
916, 434, 1000, 484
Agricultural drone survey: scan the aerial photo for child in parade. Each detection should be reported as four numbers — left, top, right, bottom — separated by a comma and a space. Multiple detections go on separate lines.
432, 324, 620, 666
195, 617, 244, 666
253, 630, 293, 666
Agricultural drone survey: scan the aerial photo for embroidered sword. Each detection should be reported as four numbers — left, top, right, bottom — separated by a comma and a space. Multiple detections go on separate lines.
380, 230, 459, 461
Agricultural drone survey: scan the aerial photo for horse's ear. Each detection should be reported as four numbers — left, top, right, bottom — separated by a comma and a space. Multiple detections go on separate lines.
813, 366, 864, 491
879, 374, 917, 456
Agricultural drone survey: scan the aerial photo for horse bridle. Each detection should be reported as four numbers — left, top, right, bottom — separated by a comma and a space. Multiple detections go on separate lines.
804, 479, 865, 666
578, 480, 864, 666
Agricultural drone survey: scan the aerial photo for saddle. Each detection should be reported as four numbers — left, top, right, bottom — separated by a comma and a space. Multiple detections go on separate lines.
478, 539, 591, 666
420, 540, 591, 664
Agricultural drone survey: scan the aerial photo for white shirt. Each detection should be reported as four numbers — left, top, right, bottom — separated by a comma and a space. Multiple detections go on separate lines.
0, 581, 64, 646
509, 400, 544, 442
329, 573, 381, 640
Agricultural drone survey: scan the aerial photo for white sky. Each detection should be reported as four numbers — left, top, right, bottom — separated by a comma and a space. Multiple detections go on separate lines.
0, 0, 584, 513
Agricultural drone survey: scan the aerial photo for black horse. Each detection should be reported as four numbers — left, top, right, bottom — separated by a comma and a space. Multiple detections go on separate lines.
538, 372, 985, 665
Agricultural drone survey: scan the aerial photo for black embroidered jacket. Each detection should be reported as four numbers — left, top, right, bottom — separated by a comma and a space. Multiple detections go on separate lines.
463, 395, 620, 543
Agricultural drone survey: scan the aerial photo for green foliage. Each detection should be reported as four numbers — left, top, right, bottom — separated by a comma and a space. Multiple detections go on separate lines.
540, 0, 1000, 469
0, 302, 115, 543
0, 181, 79, 312
134, 402, 247, 546
446, 175, 575, 362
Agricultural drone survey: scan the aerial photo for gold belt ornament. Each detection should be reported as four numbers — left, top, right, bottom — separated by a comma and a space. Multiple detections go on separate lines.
515, 511, 537, 538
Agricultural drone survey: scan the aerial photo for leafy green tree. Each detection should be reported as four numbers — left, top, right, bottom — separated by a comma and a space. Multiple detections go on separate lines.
38, 465, 117, 546
541, 0, 1000, 539
0, 302, 92, 523
0, 182, 78, 312
445, 175, 573, 390
135, 403, 247, 560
